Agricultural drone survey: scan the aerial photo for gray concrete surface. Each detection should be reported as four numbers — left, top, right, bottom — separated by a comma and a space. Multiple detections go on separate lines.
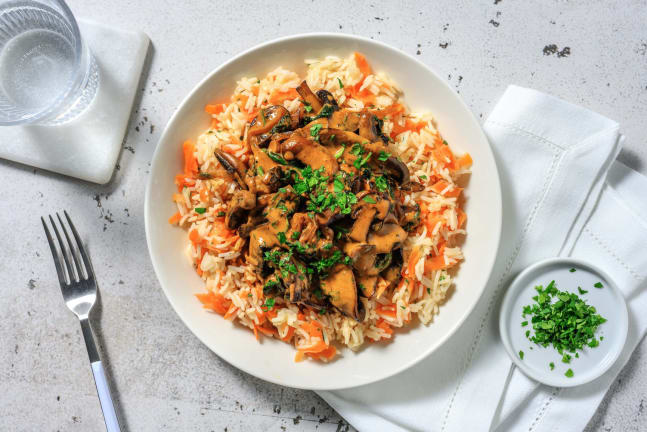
1, 1, 645, 431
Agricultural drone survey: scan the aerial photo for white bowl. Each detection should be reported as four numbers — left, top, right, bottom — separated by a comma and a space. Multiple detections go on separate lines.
145, 33, 502, 390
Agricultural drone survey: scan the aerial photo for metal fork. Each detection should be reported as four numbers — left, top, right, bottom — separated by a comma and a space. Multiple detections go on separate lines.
42, 211, 121, 432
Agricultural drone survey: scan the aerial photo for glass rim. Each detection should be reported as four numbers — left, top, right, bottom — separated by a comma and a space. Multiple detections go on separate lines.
0, 0, 87, 125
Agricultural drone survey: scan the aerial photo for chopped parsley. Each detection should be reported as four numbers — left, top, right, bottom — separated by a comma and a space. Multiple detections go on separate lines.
261, 297, 276, 312
442, 139, 448, 146
577, 286, 588, 295
310, 123, 323, 140
374, 175, 389, 193
519, 350, 524, 360
419, 174, 428, 180
334, 145, 346, 159
549, 362, 555, 370
594, 282, 604, 289
569, 268, 576, 273
304, 103, 313, 113
257, 165, 265, 176
565, 368, 574, 378
353, 152, 372, 169
216, 211, 226, 217
522, 280, 607, 368
337, 77, 344, 89
291, 231, 301, 240
377, 151, 391, 162
277, 232, 287, 244
266, 151, 287, 165
363, 195, 377, 204
521, 320, 528, 327
194, 207, 207, 214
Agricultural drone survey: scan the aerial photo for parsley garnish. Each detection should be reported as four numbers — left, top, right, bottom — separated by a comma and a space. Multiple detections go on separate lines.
353, 152, 372, 169
337, 77, 344, 89
310, 123, 323, 140
594, 282, 603, 289
569, 268, 576, 273
194, 207, 206, 214
278, 232, 287, 244
291, 231, 300, 240
304, 103, 313, 113
257, 166, 265, 176
522, 280, 606, 363
519, 350, 524, 360
216, 211, 226, 217
363, 196, 377, 204
266, 151, 287, 165
374, 175, 389, 193
577, 287, 588, 295
261, 298, 275, 312
565, 368, 574, 378
549, 362, 555, 370
419, 174, 428, 180
377, 151, 391, 162
334, 145, 346, 159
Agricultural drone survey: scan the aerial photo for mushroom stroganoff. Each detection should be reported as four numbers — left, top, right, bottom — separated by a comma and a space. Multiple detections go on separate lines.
170, 53, 472, 362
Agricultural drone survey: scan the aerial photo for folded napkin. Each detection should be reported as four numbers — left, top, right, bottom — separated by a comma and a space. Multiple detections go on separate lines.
318, 86, 647, 431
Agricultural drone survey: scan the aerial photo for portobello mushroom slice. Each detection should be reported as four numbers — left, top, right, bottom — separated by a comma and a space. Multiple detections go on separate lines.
358, 110, 381, 141
225, 189, 256, 230
214, 150, 250, 190
356, 274, 378, 298
368, 223, 407, 254
248, 224, 280, 270
348, 206, 377, 243
296, 80, 323, 112
248, 105, 292, 137
384, 156, 410, 186
328, 110, 361, 131
378, 249, 404, 297
343, 242, 377, 275
238, 209, 266, 238
315, 89, 339, 107
320, 264, 359, 320
279, 134, 339, 176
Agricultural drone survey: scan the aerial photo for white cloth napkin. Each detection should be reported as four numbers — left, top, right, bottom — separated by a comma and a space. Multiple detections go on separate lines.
318, 85, 647, 431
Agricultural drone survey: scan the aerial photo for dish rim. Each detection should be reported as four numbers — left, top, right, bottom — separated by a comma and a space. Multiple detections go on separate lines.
144, 32, 503, 390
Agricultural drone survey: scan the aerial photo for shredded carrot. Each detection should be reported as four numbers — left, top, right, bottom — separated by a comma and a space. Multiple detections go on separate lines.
253, 324, 259, 340
354, 52, 372, 79
224, 305, 238, 320
390, 119, 427, 137
269, 88, 298, 105
376, 318, 393, 336
281, 326, 295, 342
175, 173, 195, 192
424, 245, 448, 271
432, 144, 456, 169
247, 109, 259, 122
376, 303, 397, 318
256, 324, 277, 338
255, 310, 266, 325
430, 180, 462, 197
183, 141, 198, 175
455, 152, 473, 170
195, 292, 230, 315
205, 104, 225, 115
168, 212, 182, 225
294, 350, 305, 362
307, 345, 337, 360
457, 208, 467, 228
408, 246, 422, 278
189, 229, 201, 244
199, 186, 209, 203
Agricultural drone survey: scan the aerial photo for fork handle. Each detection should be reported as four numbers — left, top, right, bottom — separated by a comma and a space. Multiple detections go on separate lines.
80, 319, 121, 432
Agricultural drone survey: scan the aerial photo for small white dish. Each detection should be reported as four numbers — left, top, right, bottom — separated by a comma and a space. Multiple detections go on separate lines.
500, 257, 628, 387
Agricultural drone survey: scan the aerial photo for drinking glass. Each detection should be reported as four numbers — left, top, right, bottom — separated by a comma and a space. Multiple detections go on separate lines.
0, 0, 98, 125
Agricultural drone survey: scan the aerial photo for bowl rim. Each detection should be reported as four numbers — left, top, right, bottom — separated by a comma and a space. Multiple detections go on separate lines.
144, 32, 503, 390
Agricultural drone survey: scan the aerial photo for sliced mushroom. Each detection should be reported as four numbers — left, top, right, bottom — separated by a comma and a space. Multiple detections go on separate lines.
238, 209, 266, 238
286, 257, 310, 303
315, 89, 338, 107
399, 203, 421, 231
343, 242, 377, 275
214, 150, 249, 190
329, 110, 361, 131
296, 80, 323, 112
248, 105, 292, 137
279, 134, 338, 176
225, 190, 256, 230
320, 264, 358, 320
356, 274, 378, 298
358, 110, 381, 141
348, 206, 377, 243
248, 224, 280, 270
290, 212, 318, 244
384, 156, 410, 186
379, 249, 403, 296
368, 223, 407, 254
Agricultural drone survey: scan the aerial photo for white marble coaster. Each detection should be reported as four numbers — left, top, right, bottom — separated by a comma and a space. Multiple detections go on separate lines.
0, 20, 150, 184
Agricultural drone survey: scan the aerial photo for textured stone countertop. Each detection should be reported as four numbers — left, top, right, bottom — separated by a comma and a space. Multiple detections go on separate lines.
1, 1, 645, 431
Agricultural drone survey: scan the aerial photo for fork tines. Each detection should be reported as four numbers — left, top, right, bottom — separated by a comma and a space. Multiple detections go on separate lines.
41, 211, 93, 286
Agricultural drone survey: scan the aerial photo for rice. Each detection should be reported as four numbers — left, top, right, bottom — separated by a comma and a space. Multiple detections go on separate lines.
170, 52, 472, 362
